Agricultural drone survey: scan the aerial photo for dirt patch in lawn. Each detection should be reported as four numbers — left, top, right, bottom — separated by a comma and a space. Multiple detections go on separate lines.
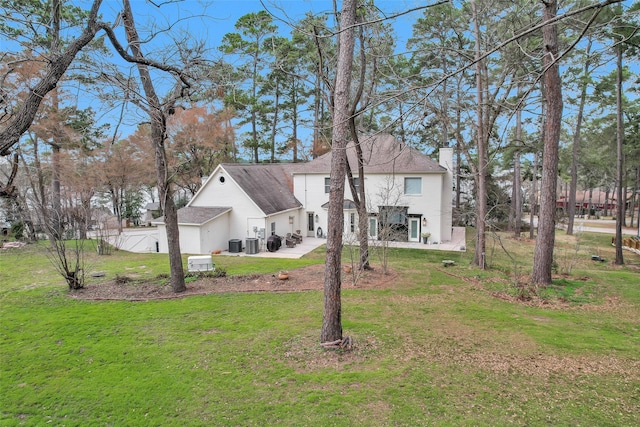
69, 264, 398, 301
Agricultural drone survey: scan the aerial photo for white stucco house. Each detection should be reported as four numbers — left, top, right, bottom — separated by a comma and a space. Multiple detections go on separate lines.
153, 133, 453, 254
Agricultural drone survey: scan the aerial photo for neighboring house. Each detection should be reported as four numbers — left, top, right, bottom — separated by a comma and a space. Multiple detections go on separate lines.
143, 202, 161, 226
556, 187, 634, 215
153, 133, 453, 254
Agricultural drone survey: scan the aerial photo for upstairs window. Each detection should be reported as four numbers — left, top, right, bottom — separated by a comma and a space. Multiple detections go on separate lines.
404, 177, 422, 195
324, 177, 331, 194
351, 177, 360, 193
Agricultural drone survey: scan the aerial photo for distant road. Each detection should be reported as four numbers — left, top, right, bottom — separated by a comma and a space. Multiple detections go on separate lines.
527, 216, 639, 236
559, 219, 638, 236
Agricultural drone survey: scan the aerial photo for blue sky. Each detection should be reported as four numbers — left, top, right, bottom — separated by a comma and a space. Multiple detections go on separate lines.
75, 0, 425, 151
98, 0, 420, 49
75, 0, 637, 155
18, 0, 637, 159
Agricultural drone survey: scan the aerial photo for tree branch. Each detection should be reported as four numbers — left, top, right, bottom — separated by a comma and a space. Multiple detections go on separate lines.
0, 0, 104, 156
98, 23, 193, 92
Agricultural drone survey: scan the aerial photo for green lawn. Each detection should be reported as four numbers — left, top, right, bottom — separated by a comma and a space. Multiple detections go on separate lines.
1, 232, 639, 426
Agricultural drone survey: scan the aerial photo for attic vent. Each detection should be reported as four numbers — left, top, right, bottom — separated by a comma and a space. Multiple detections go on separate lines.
219, 176, 225, 184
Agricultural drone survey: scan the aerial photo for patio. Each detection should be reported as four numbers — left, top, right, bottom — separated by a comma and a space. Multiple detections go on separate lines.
216, 227, 467, 259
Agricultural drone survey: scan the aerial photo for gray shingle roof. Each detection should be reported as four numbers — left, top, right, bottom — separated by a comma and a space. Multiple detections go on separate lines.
291, 133, 445, 174
222, 163, 302, 215
176, 206, 231, 225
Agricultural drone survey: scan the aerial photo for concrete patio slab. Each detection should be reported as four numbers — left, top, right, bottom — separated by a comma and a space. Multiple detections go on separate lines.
215, 227, 467, 259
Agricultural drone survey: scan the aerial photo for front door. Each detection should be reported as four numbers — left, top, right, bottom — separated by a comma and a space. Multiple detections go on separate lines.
409, 218, 420, 242
307, 212, 315, 237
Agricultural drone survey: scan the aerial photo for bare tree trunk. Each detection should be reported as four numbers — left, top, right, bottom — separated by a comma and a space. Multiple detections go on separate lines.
471, 0, 487, 269
321, 0, 356, 344
440, 56, 449, 150
532, 0, 563, 285
631, 168, 639, 229
251, 56, 260, 164
567, 40, 592, 235
270, 81, 280, 163
79, 192, 92, 240
292, 91, 299, 163
529, 149, 539, 240
20, 136, 57, 242
122, 0, 186, 292
513, 91, 522, 238
348, 21, 371, 272
312, 72, 322, 158
49, 0, 63, 240
615, 46, 624, 265
455, 97, 462, 213
346, 132, 371, 271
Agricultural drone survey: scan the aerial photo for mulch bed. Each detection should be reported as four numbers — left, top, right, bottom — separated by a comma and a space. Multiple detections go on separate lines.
69, 264, 398, 301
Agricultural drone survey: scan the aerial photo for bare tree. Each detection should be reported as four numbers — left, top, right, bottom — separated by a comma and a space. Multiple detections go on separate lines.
567, 39, 593, 236
614, 44, 624, 265
45, 225, 88, 290
0, 0, 198, 292
370, 175, 406, 275
532, 0, 563, 286
346, 19, 373, 272
120, 0, 188, 293
471, 0, 488, 269
321, 0, 356, 346
511, 85, 524, 238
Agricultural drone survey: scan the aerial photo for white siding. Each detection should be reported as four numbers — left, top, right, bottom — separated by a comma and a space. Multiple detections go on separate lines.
198, 212, 231, 254
156, 224, 168, 254
293, 173, 330, 238
294, 171, 447, 243
192, 168, 266, 240
179, 224, 203, 254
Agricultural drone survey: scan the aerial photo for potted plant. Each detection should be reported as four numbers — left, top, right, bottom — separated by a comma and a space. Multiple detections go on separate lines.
421, 232, 431, 244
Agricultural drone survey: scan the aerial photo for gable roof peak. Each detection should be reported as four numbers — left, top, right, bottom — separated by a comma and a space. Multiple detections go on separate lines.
219, 163, 301, 215
295, 133, 445, 174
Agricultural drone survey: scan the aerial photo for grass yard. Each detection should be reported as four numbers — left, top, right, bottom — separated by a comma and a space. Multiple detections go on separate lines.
1, 230, 639, 426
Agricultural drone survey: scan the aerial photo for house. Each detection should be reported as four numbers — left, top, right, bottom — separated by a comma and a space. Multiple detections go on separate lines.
143, 202, 161, 226
291, 134, 453, 244
556, 187, 634, 216
154, 163, 303, 254
153, 134, 453, 254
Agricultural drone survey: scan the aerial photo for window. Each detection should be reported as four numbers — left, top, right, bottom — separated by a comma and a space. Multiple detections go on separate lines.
369, 218, 378, 238
378, 206, 409, 242
404, 177, 421, 195
352, 177, 360, 193
324, 177, 330, 194
350, 213, 356, 232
